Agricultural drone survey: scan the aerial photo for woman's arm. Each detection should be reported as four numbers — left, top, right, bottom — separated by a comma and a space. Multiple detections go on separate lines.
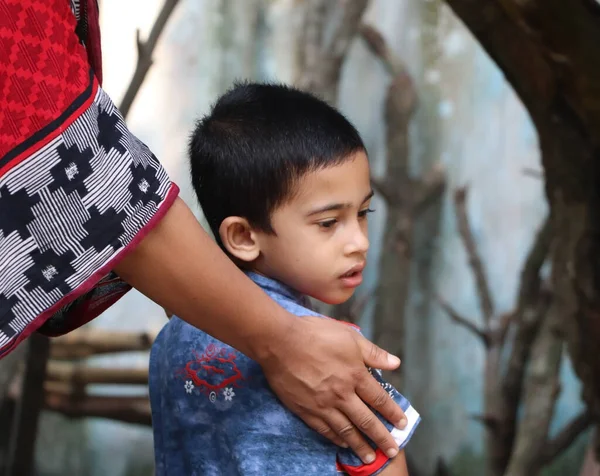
0, 0, 406, 464
115, 197, 407, 464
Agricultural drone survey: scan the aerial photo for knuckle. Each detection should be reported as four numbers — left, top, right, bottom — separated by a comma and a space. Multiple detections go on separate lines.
369, 344, 381, 360
314, 390, 334, 409
315, 425, 334, 437
351, 367, 368, 383
356, 414, 376, 432
315, 386, 346, 411
337, 423, 357, 438
350, 439, 369, 454
333, 384, 351, 401
371, 389, 390, 409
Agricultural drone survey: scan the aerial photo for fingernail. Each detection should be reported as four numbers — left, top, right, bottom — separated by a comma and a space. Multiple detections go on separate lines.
386, 447, 399, 459
364, 453, 376, 464
387, 355, 401, 366
397, 417, 407, 429
340, 442, 349, 448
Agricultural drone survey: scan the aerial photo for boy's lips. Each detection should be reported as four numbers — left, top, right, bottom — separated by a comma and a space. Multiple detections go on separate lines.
339, 263, 365, 288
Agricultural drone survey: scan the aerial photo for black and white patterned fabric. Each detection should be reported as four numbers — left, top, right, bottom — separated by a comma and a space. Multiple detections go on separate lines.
0, 86, 176, 356
70, 0, 80, 20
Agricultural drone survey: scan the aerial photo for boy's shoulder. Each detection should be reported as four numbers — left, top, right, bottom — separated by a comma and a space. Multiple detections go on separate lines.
244, 272, 322, 319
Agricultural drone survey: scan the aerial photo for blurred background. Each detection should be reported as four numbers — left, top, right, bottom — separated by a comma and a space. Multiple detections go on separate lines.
2, 0, 597, 475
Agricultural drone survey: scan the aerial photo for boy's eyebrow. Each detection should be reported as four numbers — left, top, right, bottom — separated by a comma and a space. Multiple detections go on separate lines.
306, 190, 374, 216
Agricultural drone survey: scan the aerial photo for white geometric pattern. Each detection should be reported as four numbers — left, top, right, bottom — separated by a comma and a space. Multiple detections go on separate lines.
0, 230, 36, 297
28, 187, 90, 255
0, 84, 174, 355
1, 137, 63, 195
70, 0, 81, 20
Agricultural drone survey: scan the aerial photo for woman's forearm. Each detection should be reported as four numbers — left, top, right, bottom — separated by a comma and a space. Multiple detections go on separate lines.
114, 197, 292, 360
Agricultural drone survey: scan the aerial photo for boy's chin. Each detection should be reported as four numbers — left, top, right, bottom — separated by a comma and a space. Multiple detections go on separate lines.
316, 289, 355, 306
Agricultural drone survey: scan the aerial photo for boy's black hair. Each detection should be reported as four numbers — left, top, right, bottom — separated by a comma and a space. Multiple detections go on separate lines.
189, 82, 365, 245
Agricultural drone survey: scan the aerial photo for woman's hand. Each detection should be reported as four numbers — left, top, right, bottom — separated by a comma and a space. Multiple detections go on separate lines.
257, 315, 407, 464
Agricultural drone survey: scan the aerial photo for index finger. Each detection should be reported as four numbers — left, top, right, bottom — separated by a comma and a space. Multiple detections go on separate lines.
340, 394, 400, 459
356, 369, 407, 430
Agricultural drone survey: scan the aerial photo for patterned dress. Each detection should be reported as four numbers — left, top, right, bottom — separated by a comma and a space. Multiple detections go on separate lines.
0, 0, 178, 357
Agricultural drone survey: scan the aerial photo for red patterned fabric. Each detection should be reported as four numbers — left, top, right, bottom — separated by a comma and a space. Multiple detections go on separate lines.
81, 0, 103, 84
0, 0, 91, 165
0, 0, 178, 357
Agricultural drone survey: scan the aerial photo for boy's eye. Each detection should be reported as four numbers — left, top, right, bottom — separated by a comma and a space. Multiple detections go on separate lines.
318, 219, 337, 229
358, 208, 375, 218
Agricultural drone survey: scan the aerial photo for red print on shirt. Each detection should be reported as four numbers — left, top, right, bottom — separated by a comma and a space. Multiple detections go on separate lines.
175, 343, 245, 396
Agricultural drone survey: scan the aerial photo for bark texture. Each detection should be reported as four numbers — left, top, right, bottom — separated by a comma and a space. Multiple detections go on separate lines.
444, 0, 600, 470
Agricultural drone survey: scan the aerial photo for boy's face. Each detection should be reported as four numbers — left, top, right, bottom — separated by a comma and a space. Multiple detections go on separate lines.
253, 151, 372, 304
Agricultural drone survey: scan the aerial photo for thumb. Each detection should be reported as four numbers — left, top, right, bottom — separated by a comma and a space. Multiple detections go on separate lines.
357, 334, 401, 370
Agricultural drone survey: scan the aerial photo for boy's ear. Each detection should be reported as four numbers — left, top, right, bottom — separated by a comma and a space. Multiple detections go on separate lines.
219, 217, 260, 263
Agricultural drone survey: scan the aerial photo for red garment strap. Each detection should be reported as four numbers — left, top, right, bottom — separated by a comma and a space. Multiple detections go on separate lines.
83, 0, 103, 84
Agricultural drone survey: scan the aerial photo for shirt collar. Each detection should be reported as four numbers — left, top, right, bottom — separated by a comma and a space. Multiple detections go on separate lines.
245, 271, 307, 306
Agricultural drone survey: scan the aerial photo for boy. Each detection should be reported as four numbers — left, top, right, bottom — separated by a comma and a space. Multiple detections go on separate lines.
149, 83, 420, 475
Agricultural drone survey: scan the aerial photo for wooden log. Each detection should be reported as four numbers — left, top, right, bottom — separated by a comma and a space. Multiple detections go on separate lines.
46, 361, 149, 386
50, 329, 158, 360
44, 392, 151, 427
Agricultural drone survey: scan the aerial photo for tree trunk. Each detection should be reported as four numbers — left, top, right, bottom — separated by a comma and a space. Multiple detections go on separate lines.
440, 201, 556, 476
295, 0, 369, 105
359, 24, 444, 390
504, 298, 563, 476
445, 0, 600, 450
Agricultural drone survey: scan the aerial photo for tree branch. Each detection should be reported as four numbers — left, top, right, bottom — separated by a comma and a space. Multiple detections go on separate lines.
413, 162, 446, 215
502, 219, 552, 424
540, 411, 593, 468
119, 0, 181, 118
444, 0, 600, 132
443, 0, 554, 122
298, 0, 327, 76
327, 0, 370, 66
469, 413, 500, 432
514, 217, 552, 315
488, 218, 552, 474
454, 186, 495, 324
504, 300, 564, 476
358, 24, 407, 77
437, 295, 490, 347
362, 19, 421, 393
371, 177, 398, 205
295, 0, 368, 104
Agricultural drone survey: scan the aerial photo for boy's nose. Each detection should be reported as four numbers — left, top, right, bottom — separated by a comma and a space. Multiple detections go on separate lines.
345, 228, 369, 255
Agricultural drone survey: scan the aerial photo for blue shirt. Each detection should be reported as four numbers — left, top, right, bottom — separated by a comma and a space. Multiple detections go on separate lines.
149, 272, 420, 475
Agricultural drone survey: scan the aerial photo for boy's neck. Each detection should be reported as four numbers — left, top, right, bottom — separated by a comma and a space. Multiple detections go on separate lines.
244, 270, 308, 304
